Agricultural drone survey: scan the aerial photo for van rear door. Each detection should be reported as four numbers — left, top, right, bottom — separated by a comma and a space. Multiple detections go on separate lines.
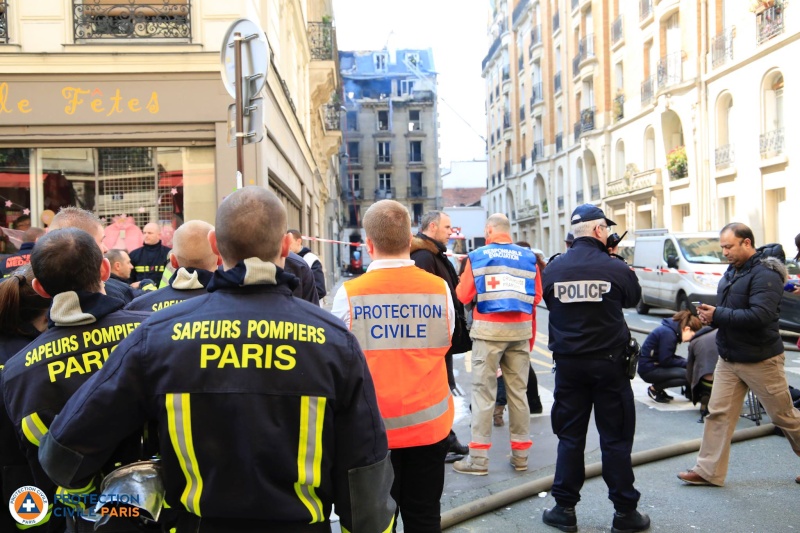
632, 238, 664, 307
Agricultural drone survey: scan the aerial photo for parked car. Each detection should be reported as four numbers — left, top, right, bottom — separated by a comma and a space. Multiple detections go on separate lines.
780, 261, 800, 333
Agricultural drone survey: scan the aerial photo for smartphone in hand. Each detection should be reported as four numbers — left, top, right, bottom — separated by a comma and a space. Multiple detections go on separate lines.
691, 301, 703, 308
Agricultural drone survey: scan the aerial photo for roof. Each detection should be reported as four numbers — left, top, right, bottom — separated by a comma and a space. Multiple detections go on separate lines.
339, 48, 437, 79
442, 187, 486, 207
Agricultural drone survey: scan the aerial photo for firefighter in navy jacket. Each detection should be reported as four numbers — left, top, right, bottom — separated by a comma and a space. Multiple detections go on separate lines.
39, 187, 396, 533
126, 220, 220, 313
129, 223, 172, 284
1, 228, 149, 531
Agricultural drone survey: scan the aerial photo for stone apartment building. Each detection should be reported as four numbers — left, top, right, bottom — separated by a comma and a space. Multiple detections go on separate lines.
483, 0, 798, 256
0, 0, 344, 285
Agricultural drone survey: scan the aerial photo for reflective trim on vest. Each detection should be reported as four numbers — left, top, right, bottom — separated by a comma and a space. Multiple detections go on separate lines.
469, 244, 537, 314
382, 392, 451, 431
21, 412, 48, 447
294, 396, 326, 524
166, 393, 203, 516
471, 319, 531, 334
348, 293, 451, 351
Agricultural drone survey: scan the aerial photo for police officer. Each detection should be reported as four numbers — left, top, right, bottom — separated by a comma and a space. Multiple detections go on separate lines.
38, 187, 395, 533
541, 204, 649, 533
332, 200, 455, 532
1, 228, 150, 532
126, 220, 219, 313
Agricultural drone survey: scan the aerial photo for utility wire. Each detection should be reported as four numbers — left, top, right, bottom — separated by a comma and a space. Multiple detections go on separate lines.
437, 94, 487, 145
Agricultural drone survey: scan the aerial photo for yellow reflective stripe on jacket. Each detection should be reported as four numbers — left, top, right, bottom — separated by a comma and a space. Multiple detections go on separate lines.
340, 515, 395, 533
166, 393, 203, 516
381, 392, 451, 431
21, 413, 48, 447
294, 396, 326, 523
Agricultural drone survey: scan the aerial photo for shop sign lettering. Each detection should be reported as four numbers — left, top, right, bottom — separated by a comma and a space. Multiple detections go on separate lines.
0, 82, 160, 117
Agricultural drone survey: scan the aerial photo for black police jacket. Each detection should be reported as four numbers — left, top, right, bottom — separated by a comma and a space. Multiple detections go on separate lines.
542, 237, 641, 358
129, 241, 171, 283
0, 292, 148, 514
713, 252, 785, 363
39, 258, 395, 533
125, 267, 213, 312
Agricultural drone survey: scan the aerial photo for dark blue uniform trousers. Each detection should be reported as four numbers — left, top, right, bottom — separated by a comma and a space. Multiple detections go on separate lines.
550, 357, 640, 512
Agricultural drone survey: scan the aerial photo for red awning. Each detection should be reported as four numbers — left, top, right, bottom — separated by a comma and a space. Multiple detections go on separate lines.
0, 173, 36, 188
158, 170, 183, 188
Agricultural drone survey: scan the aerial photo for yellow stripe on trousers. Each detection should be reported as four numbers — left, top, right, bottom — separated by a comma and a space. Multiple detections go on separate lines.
294, 396, 326, 523
166, 393, 203, 516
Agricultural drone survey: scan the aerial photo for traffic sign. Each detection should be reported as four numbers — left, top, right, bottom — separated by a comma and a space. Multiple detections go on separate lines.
227, 98, 264, 147
220, 18, 268, 99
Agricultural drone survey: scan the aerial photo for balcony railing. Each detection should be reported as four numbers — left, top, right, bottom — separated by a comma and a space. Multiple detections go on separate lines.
348, 154, 361, 165
532, 139, 544, 162
407, 186, 428, 198
503, 113, 511, 130
555, 132, 563, 152
614, 93, 625, 122
377, 154, 392, 164
530, 82, 543, 106
554, 71, 562, 93
482, 34, 502, 71
640, 0, 653, 22
530, 25, 542, 52
641, 75, 655, 105
322, 104, 341, 131
553, 11, 560, 32
612, 15, 623, 44
308, 21, 334, 61
657, 51, 683, 89
374, 188, 396, 199
72, 0, 191, 40
343, 189, 362, 200
580, 106, 595, 132
715, 144, 735, 169
572, 34, 595, 76
757, 5, 784, 44
408, 151, 424, 163
516, 204, 540, 221
760, 128, 784, 157
712, 27, 735, 68
0, 1, 8, 44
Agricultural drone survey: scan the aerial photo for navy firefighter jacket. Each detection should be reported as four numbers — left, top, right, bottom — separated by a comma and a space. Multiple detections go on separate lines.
39, 258, 396, 533
0, 291, 149, 502
542, 237, 641, 358
125, 267, 214, 312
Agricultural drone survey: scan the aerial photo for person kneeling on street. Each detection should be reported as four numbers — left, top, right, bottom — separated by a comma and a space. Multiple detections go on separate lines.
638, 310, 702, 403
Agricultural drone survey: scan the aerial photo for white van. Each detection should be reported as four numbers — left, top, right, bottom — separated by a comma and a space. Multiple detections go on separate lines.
632, 229, 728, 314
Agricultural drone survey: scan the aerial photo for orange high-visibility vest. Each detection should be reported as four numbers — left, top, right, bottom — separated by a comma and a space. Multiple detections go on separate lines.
344, 265, 454, 449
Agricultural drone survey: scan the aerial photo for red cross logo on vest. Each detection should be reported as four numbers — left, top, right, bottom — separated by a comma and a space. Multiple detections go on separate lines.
487, 276, 500, 290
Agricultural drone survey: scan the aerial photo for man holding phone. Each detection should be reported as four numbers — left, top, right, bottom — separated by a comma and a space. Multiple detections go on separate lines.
678, 222, 800, 487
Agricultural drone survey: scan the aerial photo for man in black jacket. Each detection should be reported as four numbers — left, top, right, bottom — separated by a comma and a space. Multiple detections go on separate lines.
129, 223, 171, 284
679, 222, 800, 486
288, 229, 327, 303
411, 211, 470, 461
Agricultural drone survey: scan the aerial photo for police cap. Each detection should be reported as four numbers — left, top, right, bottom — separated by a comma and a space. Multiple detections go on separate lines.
570, 204, 616, 226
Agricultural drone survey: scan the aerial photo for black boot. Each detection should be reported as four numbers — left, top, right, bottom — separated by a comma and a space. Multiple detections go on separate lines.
542, 505, 577, 532
444, 430, 468, 462
611, 509, 650, 533
529, 395, 543, 414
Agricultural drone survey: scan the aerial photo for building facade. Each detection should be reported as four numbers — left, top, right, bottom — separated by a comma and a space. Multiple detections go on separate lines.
0, 0, 344, 286
338, 48, 440, 267
483, 0, 798, 257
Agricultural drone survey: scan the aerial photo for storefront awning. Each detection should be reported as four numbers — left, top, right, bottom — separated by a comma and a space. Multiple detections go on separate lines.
0, 173, 36, 188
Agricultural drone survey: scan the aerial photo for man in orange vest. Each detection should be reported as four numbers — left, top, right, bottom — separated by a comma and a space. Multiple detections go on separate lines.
332, 199, 455, 533
453, 213, 537, 475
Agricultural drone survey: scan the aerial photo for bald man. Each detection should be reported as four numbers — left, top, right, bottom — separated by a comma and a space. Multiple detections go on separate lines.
129, 222, 171, 284
40, 186, 395, 533
126, 220, 220, 313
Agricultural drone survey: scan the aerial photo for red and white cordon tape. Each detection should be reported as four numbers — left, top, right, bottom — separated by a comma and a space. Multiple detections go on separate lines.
629, 265, 800, 280
301, 234, 470, 258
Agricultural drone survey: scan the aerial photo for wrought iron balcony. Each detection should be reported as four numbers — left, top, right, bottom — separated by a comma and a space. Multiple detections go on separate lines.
482, 34, 502, 71
612, 15, 623, 44
657, 51, 683, 89
72, 0, 191, 40
531, 82, 543, 107
641, 75, 655, 105
308, 21, 334, 61
572, 34, 595, 76
322, 104, 341, 131
712, 27, 735, 68
342, 189, 362, 200
640, 0, 653, 22
553, 11, 560, 32
0, 1, 8, 44
407, 186, 428, 198
580, 106, 595, 132
555, 132, 563, 153
554, 71, 562, 93
532, 139, 544, 162
377, 154, 392, 164
374, 187, 396, 199
757, 5, 784, 44
760, 128, 784, 157
715, 144, 735, 169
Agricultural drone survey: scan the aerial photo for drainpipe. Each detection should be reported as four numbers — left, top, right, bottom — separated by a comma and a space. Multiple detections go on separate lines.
697, 0, 710, 230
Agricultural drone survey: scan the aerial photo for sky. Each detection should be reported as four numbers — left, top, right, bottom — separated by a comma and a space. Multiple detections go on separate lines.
332, 0, 489, 168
